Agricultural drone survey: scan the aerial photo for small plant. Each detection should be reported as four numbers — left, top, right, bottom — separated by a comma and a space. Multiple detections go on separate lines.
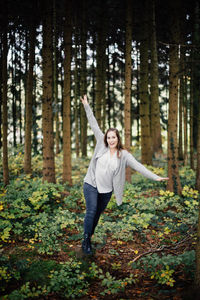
151, 265, 175, 287
99, 271, 135, 296
49, 259, 89, 298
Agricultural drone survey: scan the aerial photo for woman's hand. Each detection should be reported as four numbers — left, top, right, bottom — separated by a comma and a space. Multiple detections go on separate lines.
156, 177, 169, 181
80, 94, 88, 105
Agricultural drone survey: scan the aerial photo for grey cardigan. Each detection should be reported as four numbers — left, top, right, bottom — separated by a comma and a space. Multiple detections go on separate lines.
83, 103, 161, 205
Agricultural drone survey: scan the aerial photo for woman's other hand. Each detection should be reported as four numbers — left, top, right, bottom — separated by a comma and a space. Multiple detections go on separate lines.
156, 177, 169, 181
80, 94, 88, 105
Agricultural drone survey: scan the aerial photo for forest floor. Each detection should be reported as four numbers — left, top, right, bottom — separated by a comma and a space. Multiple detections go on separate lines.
0, 153, 199, 299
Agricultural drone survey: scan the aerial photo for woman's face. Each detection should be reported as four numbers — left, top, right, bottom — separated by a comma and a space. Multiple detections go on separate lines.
107, 131, 118, 150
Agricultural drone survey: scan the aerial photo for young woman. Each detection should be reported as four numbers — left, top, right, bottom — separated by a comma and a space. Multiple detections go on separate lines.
80, 95, 169, 255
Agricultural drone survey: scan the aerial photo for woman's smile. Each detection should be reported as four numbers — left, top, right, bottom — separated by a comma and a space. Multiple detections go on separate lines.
107, 131, 118, 149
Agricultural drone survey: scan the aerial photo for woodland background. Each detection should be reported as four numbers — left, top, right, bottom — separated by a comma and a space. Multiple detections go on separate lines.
0, 0, 200, 299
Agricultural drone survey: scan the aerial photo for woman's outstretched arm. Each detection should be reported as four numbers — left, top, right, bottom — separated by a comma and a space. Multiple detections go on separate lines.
80, 95, 104, 141
125, 151, 169, 181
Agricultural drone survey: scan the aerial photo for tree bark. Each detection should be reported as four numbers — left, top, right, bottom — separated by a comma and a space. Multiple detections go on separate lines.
2, 27, 9, 185
190, 70, 194, 170
96, 3, 106, 131
178, 68, 184, 161
74, 20, 80, 158
80, 0, 87, 157
63, 0, 72, 185
11, 45, 17, 147
124, 0, 132, 182
24, 23, 36, 174
42, 2, 56, 183
183, 76, 188, 166
53, 0, 60, 156
0, 41, 2, 149
139, 0, 152, 165
149, 0, 163, 156
167, 0, 181, 195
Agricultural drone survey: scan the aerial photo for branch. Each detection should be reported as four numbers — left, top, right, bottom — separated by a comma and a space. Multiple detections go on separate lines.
132, 232, 194, 263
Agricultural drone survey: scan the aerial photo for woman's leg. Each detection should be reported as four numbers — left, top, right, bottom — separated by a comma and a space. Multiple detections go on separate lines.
91, 191, 112, 236
83, 182, 98, 236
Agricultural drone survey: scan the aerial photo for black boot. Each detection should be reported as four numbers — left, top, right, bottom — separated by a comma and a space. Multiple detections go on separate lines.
82, 233, 92, 255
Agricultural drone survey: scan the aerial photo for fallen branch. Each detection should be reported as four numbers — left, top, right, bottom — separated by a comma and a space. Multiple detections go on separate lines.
132, 231, 195, 263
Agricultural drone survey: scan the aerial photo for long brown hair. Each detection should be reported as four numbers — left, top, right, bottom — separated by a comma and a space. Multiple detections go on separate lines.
104, 128, 124, 158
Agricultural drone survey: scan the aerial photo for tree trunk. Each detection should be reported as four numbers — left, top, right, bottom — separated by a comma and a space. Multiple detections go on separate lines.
0, 42, 2, 149
149, 0, 163, 156
63, 0, 72, 185
178, 70, 184, 161
32, 74, 38, 155
96, 3, 106, 130
190, 69, 194, 170
2, 27, 9, 185
183, 76, 188, 166
53, 0, 60, 156
42, 2, 56, 183
139, 0, 152, 165
167, 0, 181, 195
74, 22, 80, 158
11, 46, 17, 147
24, 23, 36, 174
80, 0, 87, 157
124, 0, 132, 182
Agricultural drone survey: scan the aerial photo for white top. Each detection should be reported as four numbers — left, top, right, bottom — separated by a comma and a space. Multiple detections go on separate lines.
95, 150, 118, 193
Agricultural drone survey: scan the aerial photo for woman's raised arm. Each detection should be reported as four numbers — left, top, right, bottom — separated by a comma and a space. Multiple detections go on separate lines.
80, 95, 104, 141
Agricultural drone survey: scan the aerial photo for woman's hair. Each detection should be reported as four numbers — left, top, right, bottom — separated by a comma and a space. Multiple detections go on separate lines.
104, 128, 124, 158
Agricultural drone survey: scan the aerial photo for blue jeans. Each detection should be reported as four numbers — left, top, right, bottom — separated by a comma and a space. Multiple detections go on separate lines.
83, 182, 112, 236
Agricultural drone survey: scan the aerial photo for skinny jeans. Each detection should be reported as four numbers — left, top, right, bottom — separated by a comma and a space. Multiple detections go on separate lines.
83, 182, 112, 236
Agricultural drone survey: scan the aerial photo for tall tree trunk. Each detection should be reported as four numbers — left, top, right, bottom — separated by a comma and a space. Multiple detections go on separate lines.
167, 0, 181, 195
18, 31, 23, 144
63, 0, 72, 185
32, 74, 38, 155
124, 0, 132, 182
149, 0, 163, 156
136, 44, 140, 142
53, 0, 60, 155
139, 0, 152, 165
190, 69, 194, 169
183, 76, 188, 165
42, 2, 56, 183
24, 23, 36, 174
11, 46, 17, 147
178, 67, 184, 161
96, 3, 106, 130
0, 40, 2, 149
2, 27, 9, 185
80, 0, 87, 156
74, 22, 80, 158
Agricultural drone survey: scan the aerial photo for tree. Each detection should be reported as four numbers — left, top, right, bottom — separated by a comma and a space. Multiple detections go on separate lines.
63, 0, 72, 185
95, 2, 106, 130
149, 0, 163, 156
53, 0, 60, 155
167, 0, 182, 195
2, 24, 9, 185
42, 1, 56, 183
24, 22, 36, 174
139, 0, 152, 165
80, 0, 87, 157
124, 0, 132, 182
74, 16, 80, 158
